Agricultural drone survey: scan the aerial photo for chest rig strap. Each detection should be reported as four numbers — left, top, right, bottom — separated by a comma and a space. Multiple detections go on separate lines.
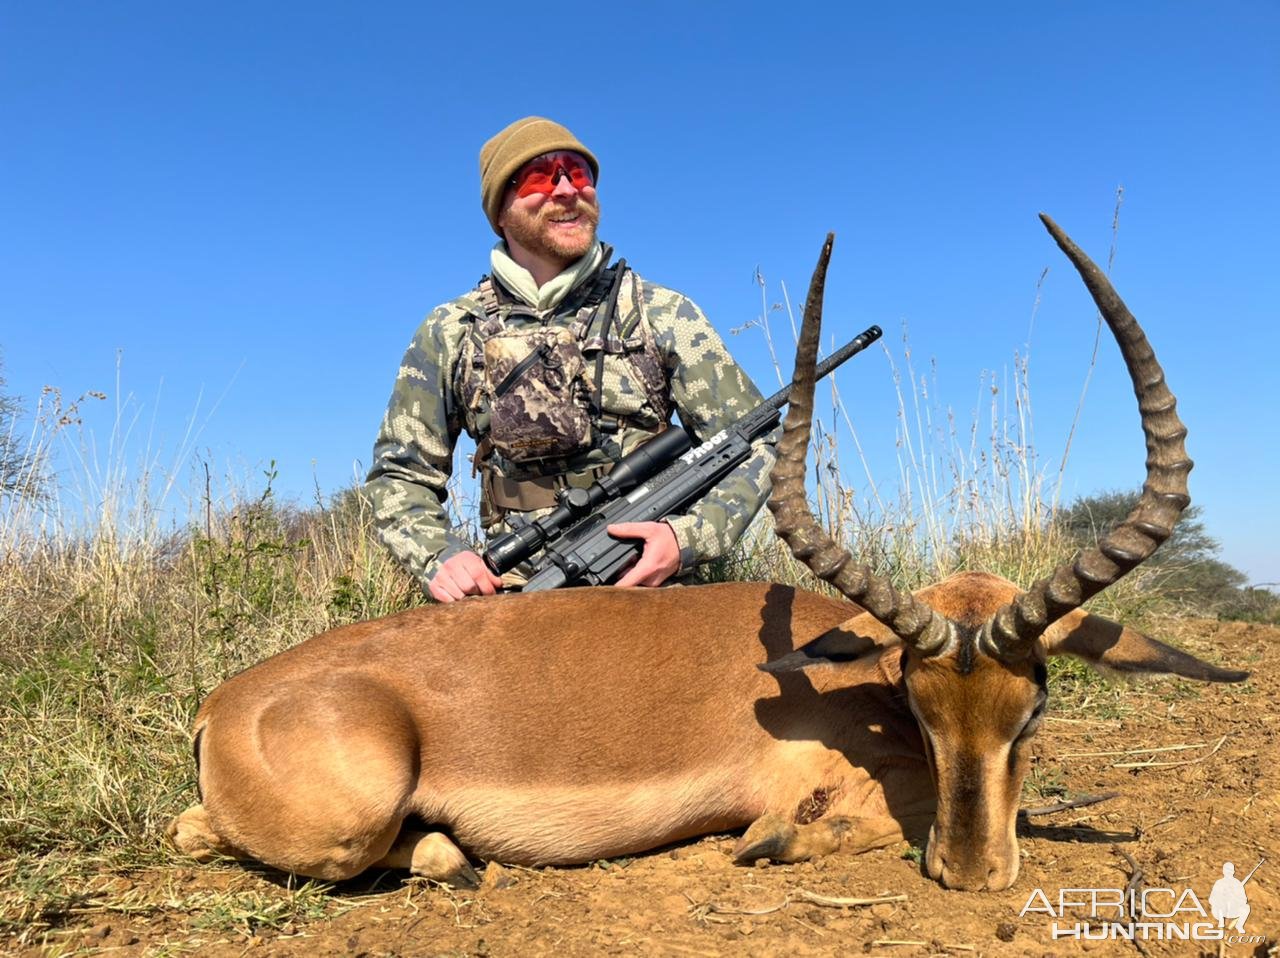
588, 259, 627, 434
464, 256, 619, 385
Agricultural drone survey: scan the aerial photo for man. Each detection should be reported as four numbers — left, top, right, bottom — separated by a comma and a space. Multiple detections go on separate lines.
366, 117, 775, 602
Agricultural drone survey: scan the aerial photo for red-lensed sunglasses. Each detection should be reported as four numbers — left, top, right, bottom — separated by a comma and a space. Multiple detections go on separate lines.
510, 151, 595, 198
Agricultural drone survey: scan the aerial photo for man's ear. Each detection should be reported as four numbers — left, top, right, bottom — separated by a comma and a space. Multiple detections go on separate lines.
1042, 608, 1249, 683
496, 185, 516, 232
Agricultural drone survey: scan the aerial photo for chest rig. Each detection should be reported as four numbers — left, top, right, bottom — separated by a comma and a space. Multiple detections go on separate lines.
455, 258, 671, 526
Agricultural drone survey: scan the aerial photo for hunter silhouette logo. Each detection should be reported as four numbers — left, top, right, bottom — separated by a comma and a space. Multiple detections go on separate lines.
1210, 859, 1264, 933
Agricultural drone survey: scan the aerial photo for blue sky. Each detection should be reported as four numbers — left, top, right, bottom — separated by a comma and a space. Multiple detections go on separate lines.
2, 1, 1277, 584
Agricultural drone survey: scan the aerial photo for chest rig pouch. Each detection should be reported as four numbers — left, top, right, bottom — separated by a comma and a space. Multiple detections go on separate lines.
483, 319, 593, 461
457, 258, 669, 468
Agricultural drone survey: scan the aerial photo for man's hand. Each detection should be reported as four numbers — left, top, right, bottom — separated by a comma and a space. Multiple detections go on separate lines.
607, 521, 681, 588
428, 551, 504, 603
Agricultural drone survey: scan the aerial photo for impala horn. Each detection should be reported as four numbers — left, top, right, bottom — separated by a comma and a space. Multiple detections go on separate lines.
980, 214, 1193, 660
769, 234, 954, 656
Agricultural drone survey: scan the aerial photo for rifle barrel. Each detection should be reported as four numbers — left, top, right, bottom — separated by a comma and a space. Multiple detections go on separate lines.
757, 324, 882, 411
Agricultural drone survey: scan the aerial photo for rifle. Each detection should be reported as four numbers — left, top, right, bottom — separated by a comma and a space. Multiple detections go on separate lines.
482, 324, 883, 591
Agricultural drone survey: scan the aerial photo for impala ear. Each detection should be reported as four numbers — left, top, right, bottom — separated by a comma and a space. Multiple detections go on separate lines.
1042, 609, 1249, 683
759, 627, 881, 674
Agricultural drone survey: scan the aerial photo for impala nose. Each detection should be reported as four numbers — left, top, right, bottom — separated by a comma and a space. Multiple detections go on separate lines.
935, 853, 1017, 891
938, 858, 993, 892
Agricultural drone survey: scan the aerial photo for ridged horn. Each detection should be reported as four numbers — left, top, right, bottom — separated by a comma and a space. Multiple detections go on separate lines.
981, 214, 1193, 660
769, 234, 954, 656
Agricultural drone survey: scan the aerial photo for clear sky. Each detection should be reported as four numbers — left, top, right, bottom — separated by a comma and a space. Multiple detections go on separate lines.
2, 1, 1277, 585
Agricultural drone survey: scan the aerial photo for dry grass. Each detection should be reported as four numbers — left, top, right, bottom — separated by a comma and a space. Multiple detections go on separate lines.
0, 420, 426, 945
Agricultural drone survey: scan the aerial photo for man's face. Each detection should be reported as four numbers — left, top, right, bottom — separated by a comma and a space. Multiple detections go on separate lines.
498, 151, 599, 267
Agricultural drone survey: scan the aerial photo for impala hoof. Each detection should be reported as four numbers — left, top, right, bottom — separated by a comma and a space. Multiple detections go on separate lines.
733, 813, 795, 864
439, 861, 480, 890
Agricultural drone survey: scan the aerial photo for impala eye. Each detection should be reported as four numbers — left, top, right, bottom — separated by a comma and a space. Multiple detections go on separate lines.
1019, 698, 1047, 739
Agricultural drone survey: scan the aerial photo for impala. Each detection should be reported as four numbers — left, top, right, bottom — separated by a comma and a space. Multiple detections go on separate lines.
169, 215, 1245, 891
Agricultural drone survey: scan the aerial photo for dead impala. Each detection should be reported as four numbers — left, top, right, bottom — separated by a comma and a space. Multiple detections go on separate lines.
168, 215, 1245, 891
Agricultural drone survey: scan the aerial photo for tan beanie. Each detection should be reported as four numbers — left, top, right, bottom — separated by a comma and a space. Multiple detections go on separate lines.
479, 116, 599, 237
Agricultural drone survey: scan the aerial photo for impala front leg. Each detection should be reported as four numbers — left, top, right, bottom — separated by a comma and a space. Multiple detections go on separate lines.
375, 829, 480, 888
732, 812, 904, 864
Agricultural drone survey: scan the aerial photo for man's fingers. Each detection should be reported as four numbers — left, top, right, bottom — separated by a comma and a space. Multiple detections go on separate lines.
430, 551, 505, 602
458, 553, 504, 591
429, 570, 466, 603
614, 557, 654, 588
608, 526, 649, 587
449, 565, 480, 596
608, 522, 679, 588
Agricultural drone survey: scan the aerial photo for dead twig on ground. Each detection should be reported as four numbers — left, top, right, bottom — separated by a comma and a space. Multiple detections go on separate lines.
1020, 791, 1120, 816
697, 898, 788, 917
1063, 742, 1210, 758
1114, 845, 1143, 905
685, 889, 905, 923
1112, 734, 1228, 769
871, 940, 927, 948
1045, 716, 1123, 725
655, 944, 721, 958
795, 890, 907, 908
1113, 845, 1152, 958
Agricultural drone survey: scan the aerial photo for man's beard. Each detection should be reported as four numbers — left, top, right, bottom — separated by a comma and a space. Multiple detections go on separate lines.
504, 199, 600, 266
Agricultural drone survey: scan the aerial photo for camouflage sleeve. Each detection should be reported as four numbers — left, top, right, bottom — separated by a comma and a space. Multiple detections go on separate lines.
641, 281, 778, 570
365, 303, 474, 590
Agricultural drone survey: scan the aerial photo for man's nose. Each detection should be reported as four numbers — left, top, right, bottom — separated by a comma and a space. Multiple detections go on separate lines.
550, 170, 579, 196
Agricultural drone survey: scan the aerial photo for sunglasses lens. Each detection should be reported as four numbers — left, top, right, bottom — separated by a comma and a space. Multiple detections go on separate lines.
514, 168, 555, 197
565, 162, 593, 189
513, 152, 594, 197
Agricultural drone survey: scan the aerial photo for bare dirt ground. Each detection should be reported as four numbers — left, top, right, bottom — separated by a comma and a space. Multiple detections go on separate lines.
11, 619, 1279, 958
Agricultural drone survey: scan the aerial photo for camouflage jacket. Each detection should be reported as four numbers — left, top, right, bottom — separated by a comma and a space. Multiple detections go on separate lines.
366, 253, 776, 591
